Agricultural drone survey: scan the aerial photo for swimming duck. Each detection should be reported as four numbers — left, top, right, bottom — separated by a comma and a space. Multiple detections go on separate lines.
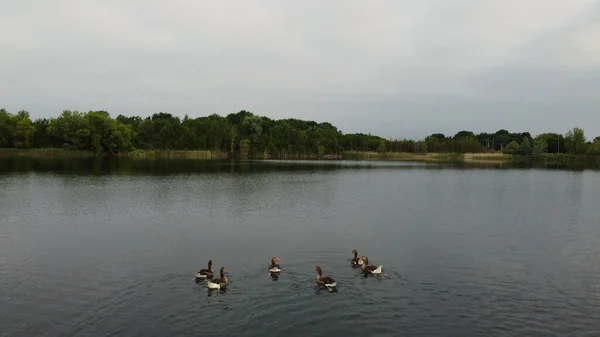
269, 257, 281, 273
314, 266, 337, 289
207, 267, 228, 290
359, 256, 383, 275
195, 259, 214, 282
351, 249, 364, 266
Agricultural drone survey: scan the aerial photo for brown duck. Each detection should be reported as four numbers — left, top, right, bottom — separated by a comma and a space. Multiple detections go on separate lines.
351, 249, 363, 266
207, 267, 228, 290
314, 266, 337, 289
359, 256, 383, 275
269, 257, 281, 273
195, 259, 213, 282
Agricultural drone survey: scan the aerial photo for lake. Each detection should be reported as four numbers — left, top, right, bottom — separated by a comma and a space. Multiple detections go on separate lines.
1, 157, 599, 336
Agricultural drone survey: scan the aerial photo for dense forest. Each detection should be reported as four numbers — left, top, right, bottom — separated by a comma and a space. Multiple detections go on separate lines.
1, 108, 599, 157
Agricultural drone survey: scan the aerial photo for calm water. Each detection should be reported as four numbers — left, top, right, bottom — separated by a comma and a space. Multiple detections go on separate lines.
1, 158, 599, 336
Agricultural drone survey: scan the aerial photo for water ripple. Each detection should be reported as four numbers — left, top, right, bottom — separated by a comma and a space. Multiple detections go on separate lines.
2, 161, 600, 336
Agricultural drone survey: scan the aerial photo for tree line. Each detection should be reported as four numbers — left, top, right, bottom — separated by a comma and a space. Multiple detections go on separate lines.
1, 108, 599, 156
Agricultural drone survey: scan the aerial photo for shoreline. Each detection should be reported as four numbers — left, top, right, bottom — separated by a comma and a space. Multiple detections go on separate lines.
1, 148, 598, 165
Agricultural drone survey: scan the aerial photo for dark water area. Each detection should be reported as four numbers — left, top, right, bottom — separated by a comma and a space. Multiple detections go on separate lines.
1, 157, 599, 336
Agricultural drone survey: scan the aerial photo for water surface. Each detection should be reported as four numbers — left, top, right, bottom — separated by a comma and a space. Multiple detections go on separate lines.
1, 158, 599, 336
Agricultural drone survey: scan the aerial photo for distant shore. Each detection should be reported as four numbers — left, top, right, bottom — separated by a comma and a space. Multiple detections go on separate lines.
2, 148, 598, 166
342, 151, 599, 165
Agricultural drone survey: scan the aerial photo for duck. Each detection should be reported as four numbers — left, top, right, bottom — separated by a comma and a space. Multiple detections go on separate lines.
351, 249, 364, 266
206, 267, 228, 290
195, 259, 214, 282
314, 266, 337, 289
268, 257, 281, 273
359, 256, 383, 275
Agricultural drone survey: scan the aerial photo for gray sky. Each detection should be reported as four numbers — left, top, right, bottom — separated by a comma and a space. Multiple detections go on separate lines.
1, 0, 599, 139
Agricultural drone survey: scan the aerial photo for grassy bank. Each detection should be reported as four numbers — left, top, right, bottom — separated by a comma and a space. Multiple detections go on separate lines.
0, 148, 93, 157
342, 151, 464, 162
505, 153, 600, 165
463, 152, 509, 163
128, 149, 227, 159
342, 151, 600, 165
0, 148, 228, 159
250, 152, 342, 160
2, 148, 598, 166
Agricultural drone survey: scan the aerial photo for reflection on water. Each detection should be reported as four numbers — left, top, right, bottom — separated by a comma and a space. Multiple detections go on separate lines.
0, 156, 598, 176
1, 158, 599, 336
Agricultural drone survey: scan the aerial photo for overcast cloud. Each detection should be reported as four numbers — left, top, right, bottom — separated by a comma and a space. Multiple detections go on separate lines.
1, 0, 599, 139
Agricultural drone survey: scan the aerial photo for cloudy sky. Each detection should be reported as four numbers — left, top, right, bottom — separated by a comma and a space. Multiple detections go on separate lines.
1, 0, 599, 139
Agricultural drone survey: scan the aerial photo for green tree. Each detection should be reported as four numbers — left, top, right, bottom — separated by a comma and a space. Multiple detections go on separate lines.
476, 132, 493, 149
6, 106, 599, 159
87, 111, 114, 152
13, 111, 35, 148
318, 145, 326, 157
414, 141, 428, 154
226, 110, 252, 126
564, 127, 587, 154
229, 125, 238, 153
503, 141, 519, 154
427, 133, 446, 141
13, 119, 35, 149
110, 123, 134, 153
48, 110, 90, 149
239, 138, 250, 156
0, 109, 17, 147
535, 133, 564, 153
377, 139, 386, 153
587, 138, 600, 156
241, 115, 263, 143
453, 130, 475, 139
532, 136, 548, 154
116, 114, 143, 148
519, 138, 531, 155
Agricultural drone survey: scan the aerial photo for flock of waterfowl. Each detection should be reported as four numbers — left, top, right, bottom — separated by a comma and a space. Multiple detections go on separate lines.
194, 249, 383, 291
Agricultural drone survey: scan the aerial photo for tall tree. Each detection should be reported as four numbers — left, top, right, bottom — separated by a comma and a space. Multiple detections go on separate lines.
535, 133, 564, 153
564, 127, 587, 155
532, 136, 548, 154
454, 130, 475, 139
0, 109, 17, 147
13, 110, 35, 148
503, 141, 519, 155
519, 138, 531, 155
587, 138, 600, 156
